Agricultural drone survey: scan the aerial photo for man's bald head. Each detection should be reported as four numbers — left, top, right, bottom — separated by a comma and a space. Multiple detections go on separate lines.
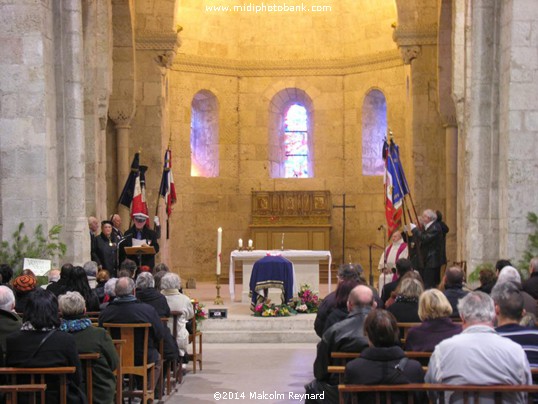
115, 276, 135, 297
348, 284, 375, 310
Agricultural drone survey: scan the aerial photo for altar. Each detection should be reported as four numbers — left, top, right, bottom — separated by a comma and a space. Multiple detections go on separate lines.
229, 250, 332, 303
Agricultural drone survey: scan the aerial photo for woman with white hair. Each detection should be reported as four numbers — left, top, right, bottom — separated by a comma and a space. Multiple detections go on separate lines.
160, 273, 194, 358
59, 291, 118, 404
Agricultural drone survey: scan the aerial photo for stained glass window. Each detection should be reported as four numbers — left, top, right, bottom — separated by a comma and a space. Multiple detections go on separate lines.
283, 104, 309, 178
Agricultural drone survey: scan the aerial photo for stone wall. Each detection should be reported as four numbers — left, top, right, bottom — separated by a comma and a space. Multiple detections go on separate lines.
166, 54, 409, 280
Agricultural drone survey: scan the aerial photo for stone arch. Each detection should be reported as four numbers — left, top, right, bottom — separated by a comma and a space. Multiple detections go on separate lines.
362, 88, 387, 176
268, 88, 314, 178
190, 90, 219, 178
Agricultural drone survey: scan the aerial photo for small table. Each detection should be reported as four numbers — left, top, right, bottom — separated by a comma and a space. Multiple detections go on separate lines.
249, 256, 295, 308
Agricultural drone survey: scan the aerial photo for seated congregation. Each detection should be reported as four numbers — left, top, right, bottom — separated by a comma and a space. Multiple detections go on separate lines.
0, 259, 195, 403
307, 258, 538, 404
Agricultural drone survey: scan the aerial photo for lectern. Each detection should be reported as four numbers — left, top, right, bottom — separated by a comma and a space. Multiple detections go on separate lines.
124, 246, 155, 268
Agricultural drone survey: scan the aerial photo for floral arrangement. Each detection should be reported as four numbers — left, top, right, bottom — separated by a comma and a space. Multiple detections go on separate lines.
292, 284, 321, 313
191, 299, 208, 322
253, 302, 296, 317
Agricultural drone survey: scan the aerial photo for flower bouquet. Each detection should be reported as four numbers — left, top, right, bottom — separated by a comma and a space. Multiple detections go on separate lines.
191, 299, 208, 328
253, 302, 296, 317
292, 284, 320, 313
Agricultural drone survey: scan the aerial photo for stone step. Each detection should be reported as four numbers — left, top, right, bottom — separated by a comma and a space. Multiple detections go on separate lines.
198, 313, 320, 343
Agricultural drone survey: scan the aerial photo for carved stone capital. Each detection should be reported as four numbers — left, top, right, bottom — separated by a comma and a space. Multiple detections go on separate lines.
108, 106, 134, 128
155, 50, 177, 70
392, 23, 438, 47
400, 45, 421, 64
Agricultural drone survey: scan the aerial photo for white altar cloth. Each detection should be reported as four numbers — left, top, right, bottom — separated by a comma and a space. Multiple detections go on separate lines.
229, 250, 332, 301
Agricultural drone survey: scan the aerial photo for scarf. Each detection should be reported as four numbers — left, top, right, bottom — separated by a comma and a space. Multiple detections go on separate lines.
114, 295, 137, 303
394, 295, 419, 304
59, 318, 92, 333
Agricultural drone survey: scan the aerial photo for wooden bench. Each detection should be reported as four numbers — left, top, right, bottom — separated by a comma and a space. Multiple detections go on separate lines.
338, 383, 538, 404
0, 384, 47, 404
0, 367, 76, 404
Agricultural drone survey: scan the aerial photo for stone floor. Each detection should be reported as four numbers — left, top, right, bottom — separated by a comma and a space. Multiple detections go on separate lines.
158, 282, 323, 403
165, 343, 316, 403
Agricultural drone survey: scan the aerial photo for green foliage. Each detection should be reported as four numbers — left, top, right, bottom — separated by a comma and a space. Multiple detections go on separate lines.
0, 222, 67, 274
467, 262, 495, 285
519, 212, 538, 272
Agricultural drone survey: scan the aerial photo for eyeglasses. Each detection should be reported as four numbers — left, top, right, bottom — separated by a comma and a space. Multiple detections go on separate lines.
134, 218, 146, 223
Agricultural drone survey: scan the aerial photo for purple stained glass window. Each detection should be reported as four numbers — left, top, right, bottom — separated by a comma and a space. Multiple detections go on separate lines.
284, 104, 309, 178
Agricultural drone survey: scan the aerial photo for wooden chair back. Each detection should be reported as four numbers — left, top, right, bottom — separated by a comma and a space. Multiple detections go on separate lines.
112, 339, 125, 404
79, 352, 100, 404
338, 383, 538, 404
0, 367, 76, 404
189, 317, 203, 373
103, 323, 155, 403
0, 384, 47, 404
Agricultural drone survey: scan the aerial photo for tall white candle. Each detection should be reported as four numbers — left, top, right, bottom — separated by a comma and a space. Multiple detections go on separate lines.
217, 227, 222, 275
248, 239, 253, 248
238, 238, 243, 248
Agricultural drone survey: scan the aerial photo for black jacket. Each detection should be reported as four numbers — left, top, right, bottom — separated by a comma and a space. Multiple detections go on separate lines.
344, 346, 425, 404
91, 233, 118, 275
523, 272, 538, 299
122, 226, 160, 268
314, 291, 336, 337
387, 298, 420, 323
313, 307, 372, 384
6, 330, 83, 403
443, 285, 468, 318
412, 222, 443, 270
136, 287, 171, 317
98, 298, 165, 364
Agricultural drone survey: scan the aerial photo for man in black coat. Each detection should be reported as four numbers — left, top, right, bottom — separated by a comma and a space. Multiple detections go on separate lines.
99, 277, 165, 368
409, 209, 443, 289
442, 265, 468, 318
122, 213, 160, 269
135, 272, 170, 317
305, 285, 376, 403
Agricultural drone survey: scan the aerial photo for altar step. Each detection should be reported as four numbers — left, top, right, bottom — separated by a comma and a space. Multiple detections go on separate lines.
200, 313, 320, 343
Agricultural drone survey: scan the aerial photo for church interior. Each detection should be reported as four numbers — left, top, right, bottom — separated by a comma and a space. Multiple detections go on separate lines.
1, 0, 537, 282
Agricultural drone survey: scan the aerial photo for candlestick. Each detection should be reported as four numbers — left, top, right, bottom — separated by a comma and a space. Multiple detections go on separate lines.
216, 227, 222, 275
248, 239, 253, 248
281, 232, 285, 251
214, 274, 224, 305
238, 238, 243, 248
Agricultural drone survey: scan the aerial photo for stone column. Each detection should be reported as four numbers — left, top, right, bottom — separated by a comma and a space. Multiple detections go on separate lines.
393, 24, 446, 212
57, 0, 88, 265
134, 30, 181, 266
445, 123, 458, 260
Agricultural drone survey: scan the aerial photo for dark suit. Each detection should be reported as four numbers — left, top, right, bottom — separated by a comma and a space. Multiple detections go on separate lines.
412, 221, 443, 288
122, 225, 160, 268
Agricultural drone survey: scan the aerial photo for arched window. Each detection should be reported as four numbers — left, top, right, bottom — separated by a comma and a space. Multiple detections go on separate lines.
362, 89, 387, 176
283, 104, 309, 178
190, 90, 219, 177
268, 88, 313, 178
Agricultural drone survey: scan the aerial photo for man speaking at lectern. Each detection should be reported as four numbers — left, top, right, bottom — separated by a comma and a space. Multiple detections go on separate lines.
122, 213, 160, 269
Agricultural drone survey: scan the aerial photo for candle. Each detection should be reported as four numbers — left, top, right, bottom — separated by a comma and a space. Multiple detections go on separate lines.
248, 239, 253, 248
217, 227, 222, 275
238, 238, 243, 248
